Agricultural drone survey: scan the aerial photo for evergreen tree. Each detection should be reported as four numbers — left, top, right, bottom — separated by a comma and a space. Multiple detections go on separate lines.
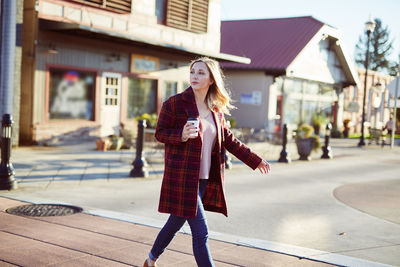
355, 18, 394, 73
389, 54, 400, 76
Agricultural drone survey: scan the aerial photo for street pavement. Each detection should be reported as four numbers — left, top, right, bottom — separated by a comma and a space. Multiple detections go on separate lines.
0, 138, 399, 267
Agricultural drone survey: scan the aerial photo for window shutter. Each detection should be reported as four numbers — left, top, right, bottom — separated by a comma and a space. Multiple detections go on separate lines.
68, 0, 132, 14
166, 0, 208, 33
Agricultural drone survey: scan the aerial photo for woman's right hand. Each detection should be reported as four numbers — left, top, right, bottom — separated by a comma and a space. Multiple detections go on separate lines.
181, 122, 199, 142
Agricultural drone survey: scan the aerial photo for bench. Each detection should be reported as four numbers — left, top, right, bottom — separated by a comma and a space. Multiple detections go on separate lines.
368, 127, 384, 145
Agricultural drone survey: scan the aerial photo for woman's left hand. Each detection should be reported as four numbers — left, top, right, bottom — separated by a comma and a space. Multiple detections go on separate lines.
257, 159, 271, 174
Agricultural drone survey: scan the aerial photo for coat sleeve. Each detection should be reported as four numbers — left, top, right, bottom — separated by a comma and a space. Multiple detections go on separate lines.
222, 115, 262, 170
155, 99, 184, 145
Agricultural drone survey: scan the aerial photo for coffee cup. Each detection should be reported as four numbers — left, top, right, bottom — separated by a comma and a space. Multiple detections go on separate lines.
187, 118, 199, 137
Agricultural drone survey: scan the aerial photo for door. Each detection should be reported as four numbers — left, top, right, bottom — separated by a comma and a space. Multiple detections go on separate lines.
100, 72, 122, 137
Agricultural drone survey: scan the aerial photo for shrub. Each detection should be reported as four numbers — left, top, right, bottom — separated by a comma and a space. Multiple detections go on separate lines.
135, 113, 158, 128
312, 113, 327, 135
296, 123, 314, 138
226, 117, 237, 128
295, 123, 321, 151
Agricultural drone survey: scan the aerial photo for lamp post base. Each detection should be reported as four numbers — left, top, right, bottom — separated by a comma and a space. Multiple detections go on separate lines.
0, 177, 18, 190
278, 150, 291, 163
321, 146, 333, 159
130, 168, 149, 178
0, 163, 17, 190
358, 139, 366, 147
130, 158, 149, 178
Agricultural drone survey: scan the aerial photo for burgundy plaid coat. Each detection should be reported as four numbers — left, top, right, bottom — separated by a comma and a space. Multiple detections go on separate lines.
155, 87, 262, 218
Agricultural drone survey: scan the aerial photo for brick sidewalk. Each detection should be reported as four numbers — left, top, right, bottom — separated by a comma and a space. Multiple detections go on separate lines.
0, 197, 334, 267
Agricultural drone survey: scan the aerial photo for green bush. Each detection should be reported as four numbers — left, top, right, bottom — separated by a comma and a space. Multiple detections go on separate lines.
295, 123, 321, 151
226, 117, 237, 128
135, 113, 158, 128
296, 123, 314, 138
312, 113, 327, 135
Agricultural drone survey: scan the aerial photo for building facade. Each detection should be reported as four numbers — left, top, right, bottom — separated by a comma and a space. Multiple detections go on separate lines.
19, 0, 247, 145
343, 68, 394, 135
220, 17, 359, 138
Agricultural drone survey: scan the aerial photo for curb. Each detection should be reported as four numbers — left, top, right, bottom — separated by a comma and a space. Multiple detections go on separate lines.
2, 195, 394, 267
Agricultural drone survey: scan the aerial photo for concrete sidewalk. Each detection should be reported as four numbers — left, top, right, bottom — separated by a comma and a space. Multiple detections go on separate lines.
0, 197, 334, 267
0, 138, 399, 266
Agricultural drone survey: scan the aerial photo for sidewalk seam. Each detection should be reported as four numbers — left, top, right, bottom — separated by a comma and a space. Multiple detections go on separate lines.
1, 228, 134, 267
0, 258, 23, 267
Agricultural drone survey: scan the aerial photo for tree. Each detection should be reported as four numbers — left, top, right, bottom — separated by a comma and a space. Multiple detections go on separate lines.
355, 18, 394, 73
389, 54, 400, 76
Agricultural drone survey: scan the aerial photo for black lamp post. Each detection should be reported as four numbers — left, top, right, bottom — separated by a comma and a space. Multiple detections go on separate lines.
321, 123, 333, 159
358, 18, 376, 147
278, 124, 291, 163
130, 119, 148, 178
0, 114, 17, 190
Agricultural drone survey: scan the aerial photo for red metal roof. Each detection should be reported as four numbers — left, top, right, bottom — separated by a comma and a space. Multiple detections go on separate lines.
220, 16, 324, 72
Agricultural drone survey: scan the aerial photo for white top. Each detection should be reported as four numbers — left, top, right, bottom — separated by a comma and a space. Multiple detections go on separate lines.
199, 112, 217, 179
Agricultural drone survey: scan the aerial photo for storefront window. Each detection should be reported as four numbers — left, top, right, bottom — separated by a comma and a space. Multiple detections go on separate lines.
284, 98, 301, 125
284, 78, 302, 94
319, 101, 333, 120
304, 82, 319, 95
49, 68, 95, 120
163, 81, 177, 101
127, 77, 157, 118
303, 100, 318, 124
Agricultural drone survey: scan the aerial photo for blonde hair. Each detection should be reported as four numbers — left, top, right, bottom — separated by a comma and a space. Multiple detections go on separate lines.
190, 57, 235, 115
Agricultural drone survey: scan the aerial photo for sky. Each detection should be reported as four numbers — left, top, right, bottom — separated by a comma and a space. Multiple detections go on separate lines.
220, 0, 400, 65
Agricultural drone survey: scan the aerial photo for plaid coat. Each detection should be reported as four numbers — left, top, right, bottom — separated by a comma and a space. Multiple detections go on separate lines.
155, 87, 262, 218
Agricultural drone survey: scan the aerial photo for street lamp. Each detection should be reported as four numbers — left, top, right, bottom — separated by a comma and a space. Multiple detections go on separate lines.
358, 17, 376, 147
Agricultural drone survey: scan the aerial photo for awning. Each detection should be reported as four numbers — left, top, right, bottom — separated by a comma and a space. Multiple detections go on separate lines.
39, 19, 251, 64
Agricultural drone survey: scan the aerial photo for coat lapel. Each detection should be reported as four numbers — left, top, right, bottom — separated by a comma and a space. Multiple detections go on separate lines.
212, 110, 222, 150
182, 87, 199, 118
181, 86, 221, 148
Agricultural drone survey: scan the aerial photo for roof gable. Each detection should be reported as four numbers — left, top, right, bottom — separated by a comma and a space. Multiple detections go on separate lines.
220, 16, 324, 72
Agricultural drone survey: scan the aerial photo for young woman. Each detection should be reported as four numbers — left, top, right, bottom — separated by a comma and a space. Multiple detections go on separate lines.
144, 57, 270, 267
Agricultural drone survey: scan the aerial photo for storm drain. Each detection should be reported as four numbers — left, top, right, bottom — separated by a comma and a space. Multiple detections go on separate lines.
6, 204, 83, 217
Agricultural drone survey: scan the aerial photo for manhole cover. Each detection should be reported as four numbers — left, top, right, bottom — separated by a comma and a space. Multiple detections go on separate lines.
6, 204, 83, 217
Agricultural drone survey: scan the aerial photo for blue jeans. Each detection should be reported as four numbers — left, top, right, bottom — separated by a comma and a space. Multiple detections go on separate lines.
149, 179, 214, 267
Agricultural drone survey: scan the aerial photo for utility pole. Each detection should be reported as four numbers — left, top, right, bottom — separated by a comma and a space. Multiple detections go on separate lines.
0, 0, 18, 190
0, 0, 17, 116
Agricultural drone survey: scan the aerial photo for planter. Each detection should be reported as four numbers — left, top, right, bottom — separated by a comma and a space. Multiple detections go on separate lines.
96, 138, 111, 151
109, 137, 124, 150
296, 137, 313, 160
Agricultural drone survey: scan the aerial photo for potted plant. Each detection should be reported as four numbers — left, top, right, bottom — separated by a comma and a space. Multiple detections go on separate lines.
135, 113, 159, 142
295, 123, 321, 160
312, 113, 326, 135
135, 113, 158, 129
109, 134, 124, 150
